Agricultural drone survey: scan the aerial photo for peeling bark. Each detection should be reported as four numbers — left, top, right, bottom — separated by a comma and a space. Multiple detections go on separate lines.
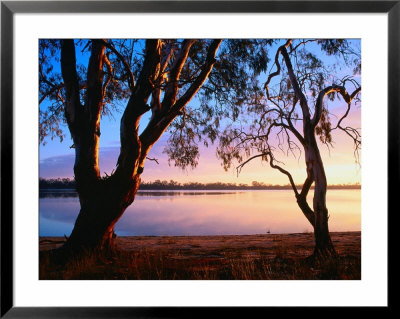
304, 133, 336, 257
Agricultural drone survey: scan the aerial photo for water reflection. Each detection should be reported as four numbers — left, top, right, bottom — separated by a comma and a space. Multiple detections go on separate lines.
39, 190, 361, 237
40, 190, 78, 198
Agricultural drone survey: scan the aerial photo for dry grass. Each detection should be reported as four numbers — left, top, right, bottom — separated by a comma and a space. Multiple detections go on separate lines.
39, 248, 361, 280
39, 232, 361, 280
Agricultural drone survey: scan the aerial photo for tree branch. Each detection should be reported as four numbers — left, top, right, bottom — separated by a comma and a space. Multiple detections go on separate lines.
312, 85, 361, 128
150, 41, 174, 120
39, 82, 87, 105
264, 40, 306, 144
161, 39, 196, 111
101, 40, 135, 92
60, 39, 83, 139
334, 87, 361, 129
146, 157, 159, 164
266, 152, 299, 197
139, 40, 222, 159
286, 96, 305, 145
115, 40, 162, 177
279, 43, 311, 121
236, 153, 267, 176
39, 83, 63, 104
172, 40, 222, 116
236, 150, 299, 197
85, 39, 107, 141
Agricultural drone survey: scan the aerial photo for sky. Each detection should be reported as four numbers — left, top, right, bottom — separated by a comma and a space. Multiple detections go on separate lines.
39, 39, 361, 186
39, 102, 361, 185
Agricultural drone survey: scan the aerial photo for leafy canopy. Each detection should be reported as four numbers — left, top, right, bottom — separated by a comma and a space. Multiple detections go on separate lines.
39, 39, 273, 170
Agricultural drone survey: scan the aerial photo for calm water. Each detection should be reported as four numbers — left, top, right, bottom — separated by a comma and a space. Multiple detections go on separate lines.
39, 189, 361, 236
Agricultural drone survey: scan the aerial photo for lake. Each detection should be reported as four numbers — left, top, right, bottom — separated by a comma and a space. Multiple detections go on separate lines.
39, 189, 361, 236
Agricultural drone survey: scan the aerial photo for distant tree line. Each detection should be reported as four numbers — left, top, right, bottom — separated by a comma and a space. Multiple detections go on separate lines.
39, 178, 76, 189
39, 178, 361, 191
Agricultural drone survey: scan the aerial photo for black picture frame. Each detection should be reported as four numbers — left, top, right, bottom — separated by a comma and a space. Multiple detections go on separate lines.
1, 0, 395, 317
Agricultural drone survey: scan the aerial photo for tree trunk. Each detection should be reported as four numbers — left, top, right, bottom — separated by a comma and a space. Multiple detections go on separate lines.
304, 133, 336, 259
54, 39, 221, 260
62, 175, 141, 253
311, 182, 336, 258
313, 206, 336, 257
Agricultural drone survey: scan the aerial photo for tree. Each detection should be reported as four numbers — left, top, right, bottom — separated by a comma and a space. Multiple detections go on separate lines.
216, 39, 361, 259
39, 39, 271, 254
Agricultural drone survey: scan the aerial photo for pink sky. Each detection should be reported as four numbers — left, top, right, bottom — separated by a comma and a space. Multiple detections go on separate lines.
40, 102, 361, 186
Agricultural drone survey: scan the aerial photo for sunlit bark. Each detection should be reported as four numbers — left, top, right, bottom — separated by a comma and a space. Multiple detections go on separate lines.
58, 39, 221, 253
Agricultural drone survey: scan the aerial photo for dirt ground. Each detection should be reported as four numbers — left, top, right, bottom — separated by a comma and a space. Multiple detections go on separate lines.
39, 232, 361, 280
40, 231, 360, 259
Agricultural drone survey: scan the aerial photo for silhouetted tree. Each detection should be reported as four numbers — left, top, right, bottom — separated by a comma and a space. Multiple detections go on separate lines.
216, 39, 361, 259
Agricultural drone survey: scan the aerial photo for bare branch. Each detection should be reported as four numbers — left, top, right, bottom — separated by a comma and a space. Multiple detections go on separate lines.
267, 151, 299, 197
236, 153, 267, 176
236, 150, 299, 197
146, 157, 159, 164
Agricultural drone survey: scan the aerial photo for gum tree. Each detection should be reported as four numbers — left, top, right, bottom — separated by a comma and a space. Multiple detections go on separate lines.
216, 39, 361, 258
39, 39, 271, 254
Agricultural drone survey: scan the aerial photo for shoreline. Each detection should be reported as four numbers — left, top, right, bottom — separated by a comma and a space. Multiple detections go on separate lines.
40, 231, 361, 280
40, 231, 361, 257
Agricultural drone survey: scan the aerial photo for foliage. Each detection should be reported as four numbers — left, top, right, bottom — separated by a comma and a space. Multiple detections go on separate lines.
39, 39, 361, 179
215, 39, 361, 173
39, 39, 273, 170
